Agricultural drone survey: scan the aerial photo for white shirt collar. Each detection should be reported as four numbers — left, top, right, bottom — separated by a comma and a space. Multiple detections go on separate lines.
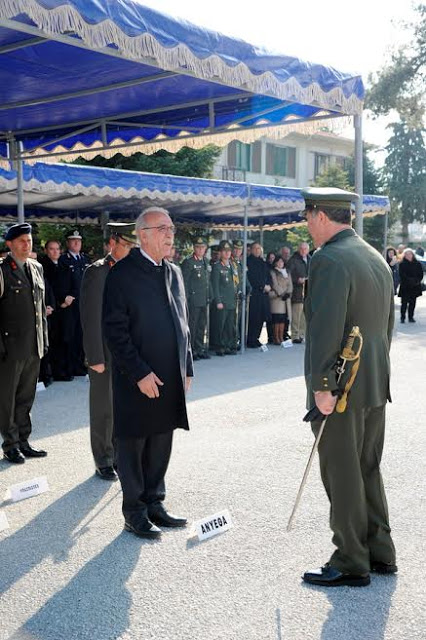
140, 248, 162, 267
69, 251, 80, 259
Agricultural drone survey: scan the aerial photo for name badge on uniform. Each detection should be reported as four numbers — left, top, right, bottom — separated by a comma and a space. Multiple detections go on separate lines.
8, 476, 49, 503
193, 509, 233, 541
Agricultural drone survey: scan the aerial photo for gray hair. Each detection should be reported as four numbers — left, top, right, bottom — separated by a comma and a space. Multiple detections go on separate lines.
135, 206, 171, 233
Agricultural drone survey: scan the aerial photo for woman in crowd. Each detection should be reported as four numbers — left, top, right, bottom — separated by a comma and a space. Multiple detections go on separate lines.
386, 246, 400, 294
398, 248, 424, 323
269, 256, 293, 344
265, 252, 276, 343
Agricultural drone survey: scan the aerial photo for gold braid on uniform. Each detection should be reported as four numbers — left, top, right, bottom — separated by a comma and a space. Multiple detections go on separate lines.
231, 258, 240, 288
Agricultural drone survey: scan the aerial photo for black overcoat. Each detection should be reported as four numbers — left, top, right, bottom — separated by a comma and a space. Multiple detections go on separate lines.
398, 258, 423, 300
102, 249, 193, 439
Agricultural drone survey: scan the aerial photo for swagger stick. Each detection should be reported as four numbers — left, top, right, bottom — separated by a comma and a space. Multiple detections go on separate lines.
286, 326, 363, 532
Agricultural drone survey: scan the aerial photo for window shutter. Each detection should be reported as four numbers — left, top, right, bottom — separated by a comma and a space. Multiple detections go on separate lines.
265, 144, 274, 175
252, 141, 262, 173
228, 141, 237, 167
287, 147, 296, 178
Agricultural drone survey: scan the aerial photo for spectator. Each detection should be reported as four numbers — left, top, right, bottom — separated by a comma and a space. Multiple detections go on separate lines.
415, 246, 424, 257
269, 257, 293, 344
385, 246, 400, 294
265, 252, 276, 343
398, 248, 423, 323
246, 243, 271, 348
287, 242, 311, 344
280, 246, 291, 265
396, 244, 406, 261
266, 252, 276, 266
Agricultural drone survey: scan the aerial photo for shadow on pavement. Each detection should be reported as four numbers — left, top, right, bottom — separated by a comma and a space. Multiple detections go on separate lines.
0, 477, 111, 596
10, 532, 142, 640
320, 575, 397, 640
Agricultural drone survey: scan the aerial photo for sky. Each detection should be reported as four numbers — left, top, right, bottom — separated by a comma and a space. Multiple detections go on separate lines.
139, 0, 417, 158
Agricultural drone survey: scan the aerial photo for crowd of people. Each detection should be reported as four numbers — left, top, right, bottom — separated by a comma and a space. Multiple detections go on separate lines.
385, 244, 424, 322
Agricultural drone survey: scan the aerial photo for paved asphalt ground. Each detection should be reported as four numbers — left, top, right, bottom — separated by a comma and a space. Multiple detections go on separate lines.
1, 297, 425, 640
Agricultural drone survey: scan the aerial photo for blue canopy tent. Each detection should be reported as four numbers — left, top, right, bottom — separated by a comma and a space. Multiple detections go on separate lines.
0, 0, 365, 225
0, 162, 389, 228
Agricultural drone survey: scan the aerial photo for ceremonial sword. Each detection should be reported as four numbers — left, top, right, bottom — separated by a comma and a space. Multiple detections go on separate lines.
286, 326, 363, 532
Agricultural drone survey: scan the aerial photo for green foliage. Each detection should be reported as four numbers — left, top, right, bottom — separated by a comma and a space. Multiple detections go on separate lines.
313, 164, 350, 190
383, 121, 426, 240
366, 4, 426, 127
36, 223, 104, 258
72, 145, 222, 179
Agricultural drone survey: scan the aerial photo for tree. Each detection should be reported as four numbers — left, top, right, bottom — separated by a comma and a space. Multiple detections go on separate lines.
383, 121, 426, 242
366, 4, 426, 127
73, 145, 222, 179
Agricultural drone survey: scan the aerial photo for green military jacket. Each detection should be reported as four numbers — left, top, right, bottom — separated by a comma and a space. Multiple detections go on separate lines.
0, 254, 48, 360
211, 260, 237, 309
181, 255, 211, 307
304, 228, 394, 410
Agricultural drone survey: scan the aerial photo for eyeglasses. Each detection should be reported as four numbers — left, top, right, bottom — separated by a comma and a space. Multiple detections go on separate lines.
141, 225, 176, 234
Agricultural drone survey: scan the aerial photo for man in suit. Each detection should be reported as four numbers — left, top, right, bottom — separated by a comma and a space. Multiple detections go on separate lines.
103, 207, 193, 539
0, 223, 48, 463
80, 223, 136, 482
300, 188, 396, 587
287, 242, 311, 344
58, 230, 91, 376
181, 236, 211, 361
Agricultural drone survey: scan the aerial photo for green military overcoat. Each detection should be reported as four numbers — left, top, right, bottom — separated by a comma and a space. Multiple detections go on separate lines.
304, 228, 394, 410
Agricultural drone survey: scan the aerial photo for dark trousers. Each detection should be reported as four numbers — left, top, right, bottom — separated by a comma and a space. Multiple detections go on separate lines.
115, 431, 173, 522
401, 296, 416, 320
0, 354, 40, 452
216, 306, 236, 352
188, 305, 207, 355
247, 294, 266, 346
88, 363, 114, 468
312, 405, 395, 575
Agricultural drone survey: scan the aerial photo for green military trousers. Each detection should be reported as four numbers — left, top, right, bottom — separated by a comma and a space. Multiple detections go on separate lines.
216, 306, 236, 353
188, 304, 207, 356
312, 405, 396, 575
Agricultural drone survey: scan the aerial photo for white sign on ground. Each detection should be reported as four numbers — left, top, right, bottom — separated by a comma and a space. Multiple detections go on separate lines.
10, 476, 49, 503
0, 510, 9, 531
260, 344, 269, 352
282, 339, 293, 349
36, 381, 46, 393
193, 510, 232, 541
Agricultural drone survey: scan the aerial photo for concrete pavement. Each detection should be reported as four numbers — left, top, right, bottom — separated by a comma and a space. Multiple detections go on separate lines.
1, 297, 425, 640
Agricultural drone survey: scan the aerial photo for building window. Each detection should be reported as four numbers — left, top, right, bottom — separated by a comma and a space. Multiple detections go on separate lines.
228, 141, 251, 171
314, 153, 331, 177
265, 144, 296, 177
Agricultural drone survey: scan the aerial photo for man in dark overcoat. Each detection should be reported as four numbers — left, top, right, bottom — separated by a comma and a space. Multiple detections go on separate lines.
80, 223, 136, 482
300, 187, 396, 588
287, 242, 311, 343
246, 243, 271, 348
0, 223, 48, 463
58, 230, 90, 376
103, 207, 193, 539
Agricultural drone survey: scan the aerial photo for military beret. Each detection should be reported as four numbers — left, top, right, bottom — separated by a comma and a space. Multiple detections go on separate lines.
192, 236, 207, 246
233, 239, 244, 249
300, 187, 359, 218
5, 223, 32, 241
67, 229, 82, 240
219, 240, 232, 251
107, 222, 136, 244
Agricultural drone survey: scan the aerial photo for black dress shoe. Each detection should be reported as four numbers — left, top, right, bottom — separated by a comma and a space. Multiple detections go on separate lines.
193, 354, 200, 361
148, 504, 187, 528
95, 466, 118, 481
124, 519, 162, 539
303, 563, 370, 587
20, 444, 47, 458
292, 338, 303, 344
409, 318, 416, 323
371, 561, 398, 574
53, 375, 74, 382
216, 350, 225, 356
4, 447, 26, 464
199, 352, 211, 360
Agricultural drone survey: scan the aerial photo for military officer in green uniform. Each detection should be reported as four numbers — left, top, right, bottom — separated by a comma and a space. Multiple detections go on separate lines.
300, 188, 396, 588
211, 240, 238, 356
181, 236, 211, 361
80, 223, 136, 481
231, 239, 252, 349
0, 223, 48, 463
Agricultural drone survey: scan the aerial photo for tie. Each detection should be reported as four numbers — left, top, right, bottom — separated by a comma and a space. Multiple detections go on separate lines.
24, 263, 33, 288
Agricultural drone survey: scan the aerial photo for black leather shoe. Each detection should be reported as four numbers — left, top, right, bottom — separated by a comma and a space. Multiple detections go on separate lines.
303, 563, 370, 587
400, 318, 405, 323
216, 350, 225, 356
95, 466, 118, 481
199, 352, 211, 360
148, 504, 187, 528
193, 354, 200, 361
20, 444, 47, 458
371, 561, 398, 574
4, 447, 26, 464
409, 318, 416, 323
292, 338, 303, 344
124, 519, 162, 539
54, 375, 74, 381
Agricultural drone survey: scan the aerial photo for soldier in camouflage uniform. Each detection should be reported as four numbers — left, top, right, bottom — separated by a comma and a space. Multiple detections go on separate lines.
211, 240, 238, 356
181, 237, 211, 361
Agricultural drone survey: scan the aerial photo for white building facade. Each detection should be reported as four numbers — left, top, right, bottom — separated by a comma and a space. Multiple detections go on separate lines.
212, 131, 355, 187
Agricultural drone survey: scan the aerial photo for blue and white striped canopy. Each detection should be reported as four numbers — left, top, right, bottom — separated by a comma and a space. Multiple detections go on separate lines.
0, 0, 364, 160
0, 162, 389, 228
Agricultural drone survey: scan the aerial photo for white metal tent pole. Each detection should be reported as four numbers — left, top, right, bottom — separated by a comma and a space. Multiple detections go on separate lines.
354, 113, 363, 237
17, 142, 25, 224
240, 187, 250, 355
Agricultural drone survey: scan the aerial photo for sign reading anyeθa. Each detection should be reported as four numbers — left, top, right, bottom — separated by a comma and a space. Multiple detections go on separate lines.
194, 510, 232, 541
9, 476, 49, 503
